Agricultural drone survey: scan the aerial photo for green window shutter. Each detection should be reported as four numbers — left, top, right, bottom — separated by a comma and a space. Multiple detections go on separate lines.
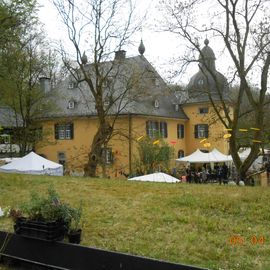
182, 125, 185, 138
205, 124, 209, 138
160, 122, 167, 138
146, 121, 150, 136
164, 122, 168, 138
54, 124, 59, 139
70, 123, 74, 139
194, 125, 198, 138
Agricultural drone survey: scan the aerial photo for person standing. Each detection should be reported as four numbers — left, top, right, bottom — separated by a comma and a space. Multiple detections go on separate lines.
217, 165, 223, 185
222, 163, 229, 184
265, 161, 270, 181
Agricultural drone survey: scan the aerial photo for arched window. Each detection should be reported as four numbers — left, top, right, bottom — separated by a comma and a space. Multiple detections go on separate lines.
178, 150, 184, 158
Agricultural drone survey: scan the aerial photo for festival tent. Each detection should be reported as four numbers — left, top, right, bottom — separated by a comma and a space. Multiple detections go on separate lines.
0, 152, 63, 176
209, 148, 233, 162
176, 148, 232, 163
0, 157, 21, 164
128, 172, 180, 183
175, 149, 207, 163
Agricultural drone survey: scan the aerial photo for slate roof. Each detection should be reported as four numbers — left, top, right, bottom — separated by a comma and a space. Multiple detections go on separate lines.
41, 55, 188, 120
186, 69, 229, 104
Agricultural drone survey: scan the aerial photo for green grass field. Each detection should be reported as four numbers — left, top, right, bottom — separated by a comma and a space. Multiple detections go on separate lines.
0, 173, 269, 270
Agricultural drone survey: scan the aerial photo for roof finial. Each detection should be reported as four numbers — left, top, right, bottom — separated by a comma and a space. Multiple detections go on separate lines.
81, 51, 88, 65
138, 39, 145, 55
204, 38, 209, 46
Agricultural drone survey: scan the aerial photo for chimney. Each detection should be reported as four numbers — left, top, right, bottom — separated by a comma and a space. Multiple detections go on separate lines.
39, 77, 51, 93
114, 50, 126, 61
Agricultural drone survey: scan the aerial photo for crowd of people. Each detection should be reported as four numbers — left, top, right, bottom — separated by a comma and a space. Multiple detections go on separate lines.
184, 163, 229, 184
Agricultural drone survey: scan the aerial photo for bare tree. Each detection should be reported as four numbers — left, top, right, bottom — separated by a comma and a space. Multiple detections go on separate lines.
161, 0, 270, 179
53, 0, 145, 177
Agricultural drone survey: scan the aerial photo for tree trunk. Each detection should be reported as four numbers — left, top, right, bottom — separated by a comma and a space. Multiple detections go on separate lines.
84, 121, 112, 177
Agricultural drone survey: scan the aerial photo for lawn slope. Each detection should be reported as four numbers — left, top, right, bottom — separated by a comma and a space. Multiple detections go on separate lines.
0, 173, 269, 270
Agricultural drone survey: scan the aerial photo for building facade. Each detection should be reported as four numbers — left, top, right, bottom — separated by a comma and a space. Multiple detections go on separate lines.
36, 39, 230, 177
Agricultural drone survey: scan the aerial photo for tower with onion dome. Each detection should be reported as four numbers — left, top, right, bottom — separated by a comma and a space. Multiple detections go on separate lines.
187, 38, 229, 102
180, 38, 230, 155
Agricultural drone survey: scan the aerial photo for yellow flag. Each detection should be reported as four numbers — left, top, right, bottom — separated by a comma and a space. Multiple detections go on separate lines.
200, 138, 207, 143
223, 134, 232, 139
239, 129, 248, 132
153, 140, 160, 145
137, 135, 144, 141
252, 140, 262, 143
250, 127, 260, 131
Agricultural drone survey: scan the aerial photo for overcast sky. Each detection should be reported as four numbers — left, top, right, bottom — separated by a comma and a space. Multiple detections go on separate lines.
37, 0, 224, 85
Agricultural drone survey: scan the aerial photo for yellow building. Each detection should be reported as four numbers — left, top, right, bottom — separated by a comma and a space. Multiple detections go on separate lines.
36, 39, 230, 177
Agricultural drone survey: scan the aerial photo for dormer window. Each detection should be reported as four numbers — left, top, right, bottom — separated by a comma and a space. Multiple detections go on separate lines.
104, 95, 110, 106
68, 100, 75, 109
175, 104, 179, 112
154, 100, 159, 108
197, 78, 204, 86
68, 82, 77, 89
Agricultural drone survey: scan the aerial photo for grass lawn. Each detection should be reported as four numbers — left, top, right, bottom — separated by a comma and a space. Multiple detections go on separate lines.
0, 173, 269, 270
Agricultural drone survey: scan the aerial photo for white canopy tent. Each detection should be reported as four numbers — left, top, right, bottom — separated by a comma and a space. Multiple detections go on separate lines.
0, 152, 63, 176
0, 157, 21, 164
176, 148, 232, 163
128, 172, 180, 183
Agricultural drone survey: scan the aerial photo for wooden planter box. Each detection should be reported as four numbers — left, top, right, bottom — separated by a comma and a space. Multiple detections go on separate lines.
0, 231, 208, 270
14, 217, 66, 241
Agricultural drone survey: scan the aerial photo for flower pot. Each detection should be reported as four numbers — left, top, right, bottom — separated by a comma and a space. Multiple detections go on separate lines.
67, 229, 82, 244
14, 217, 66, 241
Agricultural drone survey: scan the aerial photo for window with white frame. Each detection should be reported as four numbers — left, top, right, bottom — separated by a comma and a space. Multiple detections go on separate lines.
194, 124, 209, 138
146, 121, 159, 138
55, 123, 74, 140
154, 100, 159, 108
146, 121, 167, 138
102, 148, 113, 164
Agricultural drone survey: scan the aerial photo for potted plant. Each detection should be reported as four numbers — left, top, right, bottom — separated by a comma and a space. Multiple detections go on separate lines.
12, 187, 74, 241
67, 202, 83, 244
